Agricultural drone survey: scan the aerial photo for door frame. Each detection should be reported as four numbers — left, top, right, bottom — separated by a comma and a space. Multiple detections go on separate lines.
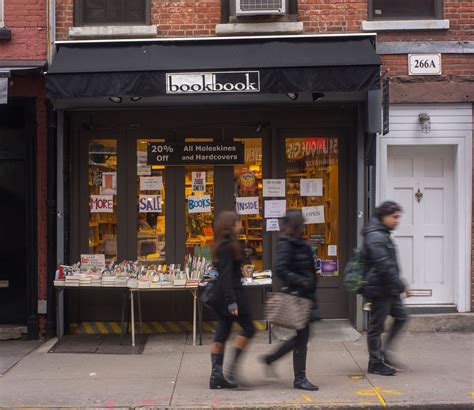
377, 136, 472, 312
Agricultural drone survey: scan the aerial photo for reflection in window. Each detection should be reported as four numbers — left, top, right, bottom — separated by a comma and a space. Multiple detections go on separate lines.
285, 137, 339, 276
234, 138, 263, 271
88, 139, 117, 261
137, 139, 166, 264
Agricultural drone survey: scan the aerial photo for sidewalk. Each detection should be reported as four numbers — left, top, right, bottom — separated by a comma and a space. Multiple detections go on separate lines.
0, 322, 472, 409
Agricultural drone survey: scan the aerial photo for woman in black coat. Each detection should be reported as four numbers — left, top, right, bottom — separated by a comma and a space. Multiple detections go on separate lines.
209, 211, 255, 389
261, 209, 319, 391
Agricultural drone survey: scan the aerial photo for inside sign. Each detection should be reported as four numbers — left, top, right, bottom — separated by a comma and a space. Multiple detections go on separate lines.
409, 54, 442, 76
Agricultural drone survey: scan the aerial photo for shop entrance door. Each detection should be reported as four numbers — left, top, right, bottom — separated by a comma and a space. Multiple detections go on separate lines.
387, 145, 455, 305
279, 131, 353, 318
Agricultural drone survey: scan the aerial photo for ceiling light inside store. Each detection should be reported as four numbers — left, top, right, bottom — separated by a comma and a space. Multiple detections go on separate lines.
312, 93, 325, 102
130, 96, 142, 102
287, 93, 298, 101
109, 96, 122, 103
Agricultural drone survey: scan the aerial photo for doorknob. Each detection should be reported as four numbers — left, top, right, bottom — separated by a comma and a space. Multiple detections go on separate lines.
415, 188, 423, 203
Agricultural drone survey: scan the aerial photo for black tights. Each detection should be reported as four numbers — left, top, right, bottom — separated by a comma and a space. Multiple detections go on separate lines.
266, 325, 310, 378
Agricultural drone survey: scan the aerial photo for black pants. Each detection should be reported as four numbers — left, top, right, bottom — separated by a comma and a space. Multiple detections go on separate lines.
214, 311, 256, 343
367, 295, 408, 363
266, 325, 310, 378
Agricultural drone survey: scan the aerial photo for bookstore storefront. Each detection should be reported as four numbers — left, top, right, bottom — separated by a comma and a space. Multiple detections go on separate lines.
47, 34, 381, 324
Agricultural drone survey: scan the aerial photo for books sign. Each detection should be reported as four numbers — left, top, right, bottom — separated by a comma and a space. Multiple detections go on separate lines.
188, 195, 211, 214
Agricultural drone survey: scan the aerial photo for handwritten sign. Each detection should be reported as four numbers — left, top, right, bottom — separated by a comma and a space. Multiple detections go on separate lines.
300, 179, 322, 196
302, 206, 325, 224
263, 179, 285, 197
188, 195, 211, 214
139, 195, 162, 213
90, 195, 114, 213
137, 165, 151, 176
266, 218, 280, 232
264, 199, 286, 218
80, 254, 105, 271
140, 176, 163, 191
236, 196, 259, 215
192, 172, 206, 193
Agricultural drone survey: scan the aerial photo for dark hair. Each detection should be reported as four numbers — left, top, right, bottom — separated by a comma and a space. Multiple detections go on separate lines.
212, 210, 241, 263
282, 209, 305, 237
374, 201, 403, 221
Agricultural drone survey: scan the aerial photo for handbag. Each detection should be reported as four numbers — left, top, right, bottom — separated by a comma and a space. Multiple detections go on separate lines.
200, 280, 217, 307
264, 292, 312, 330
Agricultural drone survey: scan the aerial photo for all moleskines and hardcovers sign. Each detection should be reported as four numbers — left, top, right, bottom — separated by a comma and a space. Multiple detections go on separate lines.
147, 142, 245, 165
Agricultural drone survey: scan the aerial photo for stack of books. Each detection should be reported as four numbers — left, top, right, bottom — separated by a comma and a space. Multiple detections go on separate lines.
127, 278, 138, 288
102, 276, 116, 287
114, 276, 128, 287
65, 275, 81, 287
137, 280, 151, 289
251, 271, 272, 285
79, 275, 92, 286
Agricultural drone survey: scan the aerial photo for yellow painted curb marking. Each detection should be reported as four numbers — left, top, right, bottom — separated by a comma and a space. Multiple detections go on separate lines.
182, 321, 193, 332
110, 322, 122, 334
83, 322, 94, 334
254, 321, 266, 331
141, 322, 153, 334
96, 322, 108, 334
302, 394, 312, 402
151, 321, 167, 333
166, 321, 182, 333
373, 387, 388, 408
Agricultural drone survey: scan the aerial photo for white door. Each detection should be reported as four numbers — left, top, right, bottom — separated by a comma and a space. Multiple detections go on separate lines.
387, 145, 455, 305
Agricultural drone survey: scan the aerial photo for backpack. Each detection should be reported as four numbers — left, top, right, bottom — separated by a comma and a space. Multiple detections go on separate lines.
343, 248, 367, 294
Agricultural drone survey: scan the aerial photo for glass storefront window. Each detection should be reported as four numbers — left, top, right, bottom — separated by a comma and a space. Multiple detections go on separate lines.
88, 139, 117, 261
185, 138, 214, 261
285, 137, 339, 276
234, 138, 263, 271
137, 139, 166, 264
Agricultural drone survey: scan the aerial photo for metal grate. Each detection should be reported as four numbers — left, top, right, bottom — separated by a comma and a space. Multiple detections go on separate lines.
239, 0, 283, 11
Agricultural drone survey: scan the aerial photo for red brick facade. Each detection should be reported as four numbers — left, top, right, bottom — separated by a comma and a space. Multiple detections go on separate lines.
0, 0, 48, 335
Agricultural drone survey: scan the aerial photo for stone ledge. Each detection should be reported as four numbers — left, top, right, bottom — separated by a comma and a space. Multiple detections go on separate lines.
362, 19, 449, 31
216, 21, 303, 36
69, 25, 158, 39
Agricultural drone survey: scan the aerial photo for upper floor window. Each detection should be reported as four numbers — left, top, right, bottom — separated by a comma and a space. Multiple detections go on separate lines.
75, 0, 151, 26
369, 0, 443, 20
0, 0, 4, 27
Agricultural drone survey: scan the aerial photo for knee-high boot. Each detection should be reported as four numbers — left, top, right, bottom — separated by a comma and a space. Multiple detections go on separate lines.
210, 353, 237, 389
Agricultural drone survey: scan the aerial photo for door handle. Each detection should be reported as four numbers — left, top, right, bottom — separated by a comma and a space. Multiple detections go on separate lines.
415, 188, 423, 203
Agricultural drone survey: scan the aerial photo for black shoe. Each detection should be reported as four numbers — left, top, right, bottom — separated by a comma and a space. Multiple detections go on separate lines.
209, 366, 238, 389
260, 355, 279, 379
368, 361, 397, 376
383, 352, 406, 370
294, 376, 319, 391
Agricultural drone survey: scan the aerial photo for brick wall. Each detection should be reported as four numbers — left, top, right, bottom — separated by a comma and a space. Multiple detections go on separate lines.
0, 0, 47, 59
55, 0, 473, 40
1, 0, 48, 335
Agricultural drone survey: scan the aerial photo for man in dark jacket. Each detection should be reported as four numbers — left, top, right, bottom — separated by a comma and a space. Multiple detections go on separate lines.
362, 201, 410, 376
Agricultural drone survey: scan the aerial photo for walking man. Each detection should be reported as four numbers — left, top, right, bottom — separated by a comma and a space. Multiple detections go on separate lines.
362, 201, 410, 376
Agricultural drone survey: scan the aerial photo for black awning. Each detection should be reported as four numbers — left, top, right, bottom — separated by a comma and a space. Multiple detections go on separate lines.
47, 36, 381, 99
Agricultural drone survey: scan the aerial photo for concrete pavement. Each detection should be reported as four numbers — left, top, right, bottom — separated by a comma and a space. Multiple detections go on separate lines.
0, 323, 472, 409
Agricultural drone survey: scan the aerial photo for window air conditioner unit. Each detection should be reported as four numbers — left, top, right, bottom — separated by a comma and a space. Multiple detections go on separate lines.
235, 0, 286, 16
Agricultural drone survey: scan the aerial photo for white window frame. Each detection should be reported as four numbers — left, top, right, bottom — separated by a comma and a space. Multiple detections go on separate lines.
0, 0, 4, 28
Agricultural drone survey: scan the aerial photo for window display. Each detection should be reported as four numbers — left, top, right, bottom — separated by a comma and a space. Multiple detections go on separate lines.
285, 137, 339, 275
88, 139, 117, 261
234, 138, 263, 270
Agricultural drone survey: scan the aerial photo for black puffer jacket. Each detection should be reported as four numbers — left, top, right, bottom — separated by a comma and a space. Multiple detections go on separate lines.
275, 235, 317, 302
362, 218, 406, 299
214, 237, 249, 315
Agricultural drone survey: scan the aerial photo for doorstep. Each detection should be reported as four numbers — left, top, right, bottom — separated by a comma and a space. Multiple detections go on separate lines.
0, 324, 27, 341
404, 313, 474, 332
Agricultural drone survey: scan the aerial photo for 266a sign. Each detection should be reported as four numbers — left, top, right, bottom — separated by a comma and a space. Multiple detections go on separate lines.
409, 54, 442, 76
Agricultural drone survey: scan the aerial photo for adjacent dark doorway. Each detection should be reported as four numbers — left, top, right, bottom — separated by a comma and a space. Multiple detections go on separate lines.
0, 98, 37, 334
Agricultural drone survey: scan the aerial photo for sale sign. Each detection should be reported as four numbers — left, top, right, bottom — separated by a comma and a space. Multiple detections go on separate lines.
90, 195, 114, 213
139, 195, 162, 213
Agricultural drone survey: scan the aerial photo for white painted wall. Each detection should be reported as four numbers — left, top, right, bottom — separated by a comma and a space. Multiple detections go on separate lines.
377, 103, 473, 312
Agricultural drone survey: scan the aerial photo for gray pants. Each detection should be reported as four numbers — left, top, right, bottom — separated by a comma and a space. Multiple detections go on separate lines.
367, 295, 408, 363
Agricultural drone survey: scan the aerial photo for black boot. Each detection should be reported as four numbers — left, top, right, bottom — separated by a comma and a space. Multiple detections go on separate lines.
261, 338, 296, 379
293, 347, 319, 391
226, 347, 245, 384
210, 353, 238, 389
368, 361, 397, 376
